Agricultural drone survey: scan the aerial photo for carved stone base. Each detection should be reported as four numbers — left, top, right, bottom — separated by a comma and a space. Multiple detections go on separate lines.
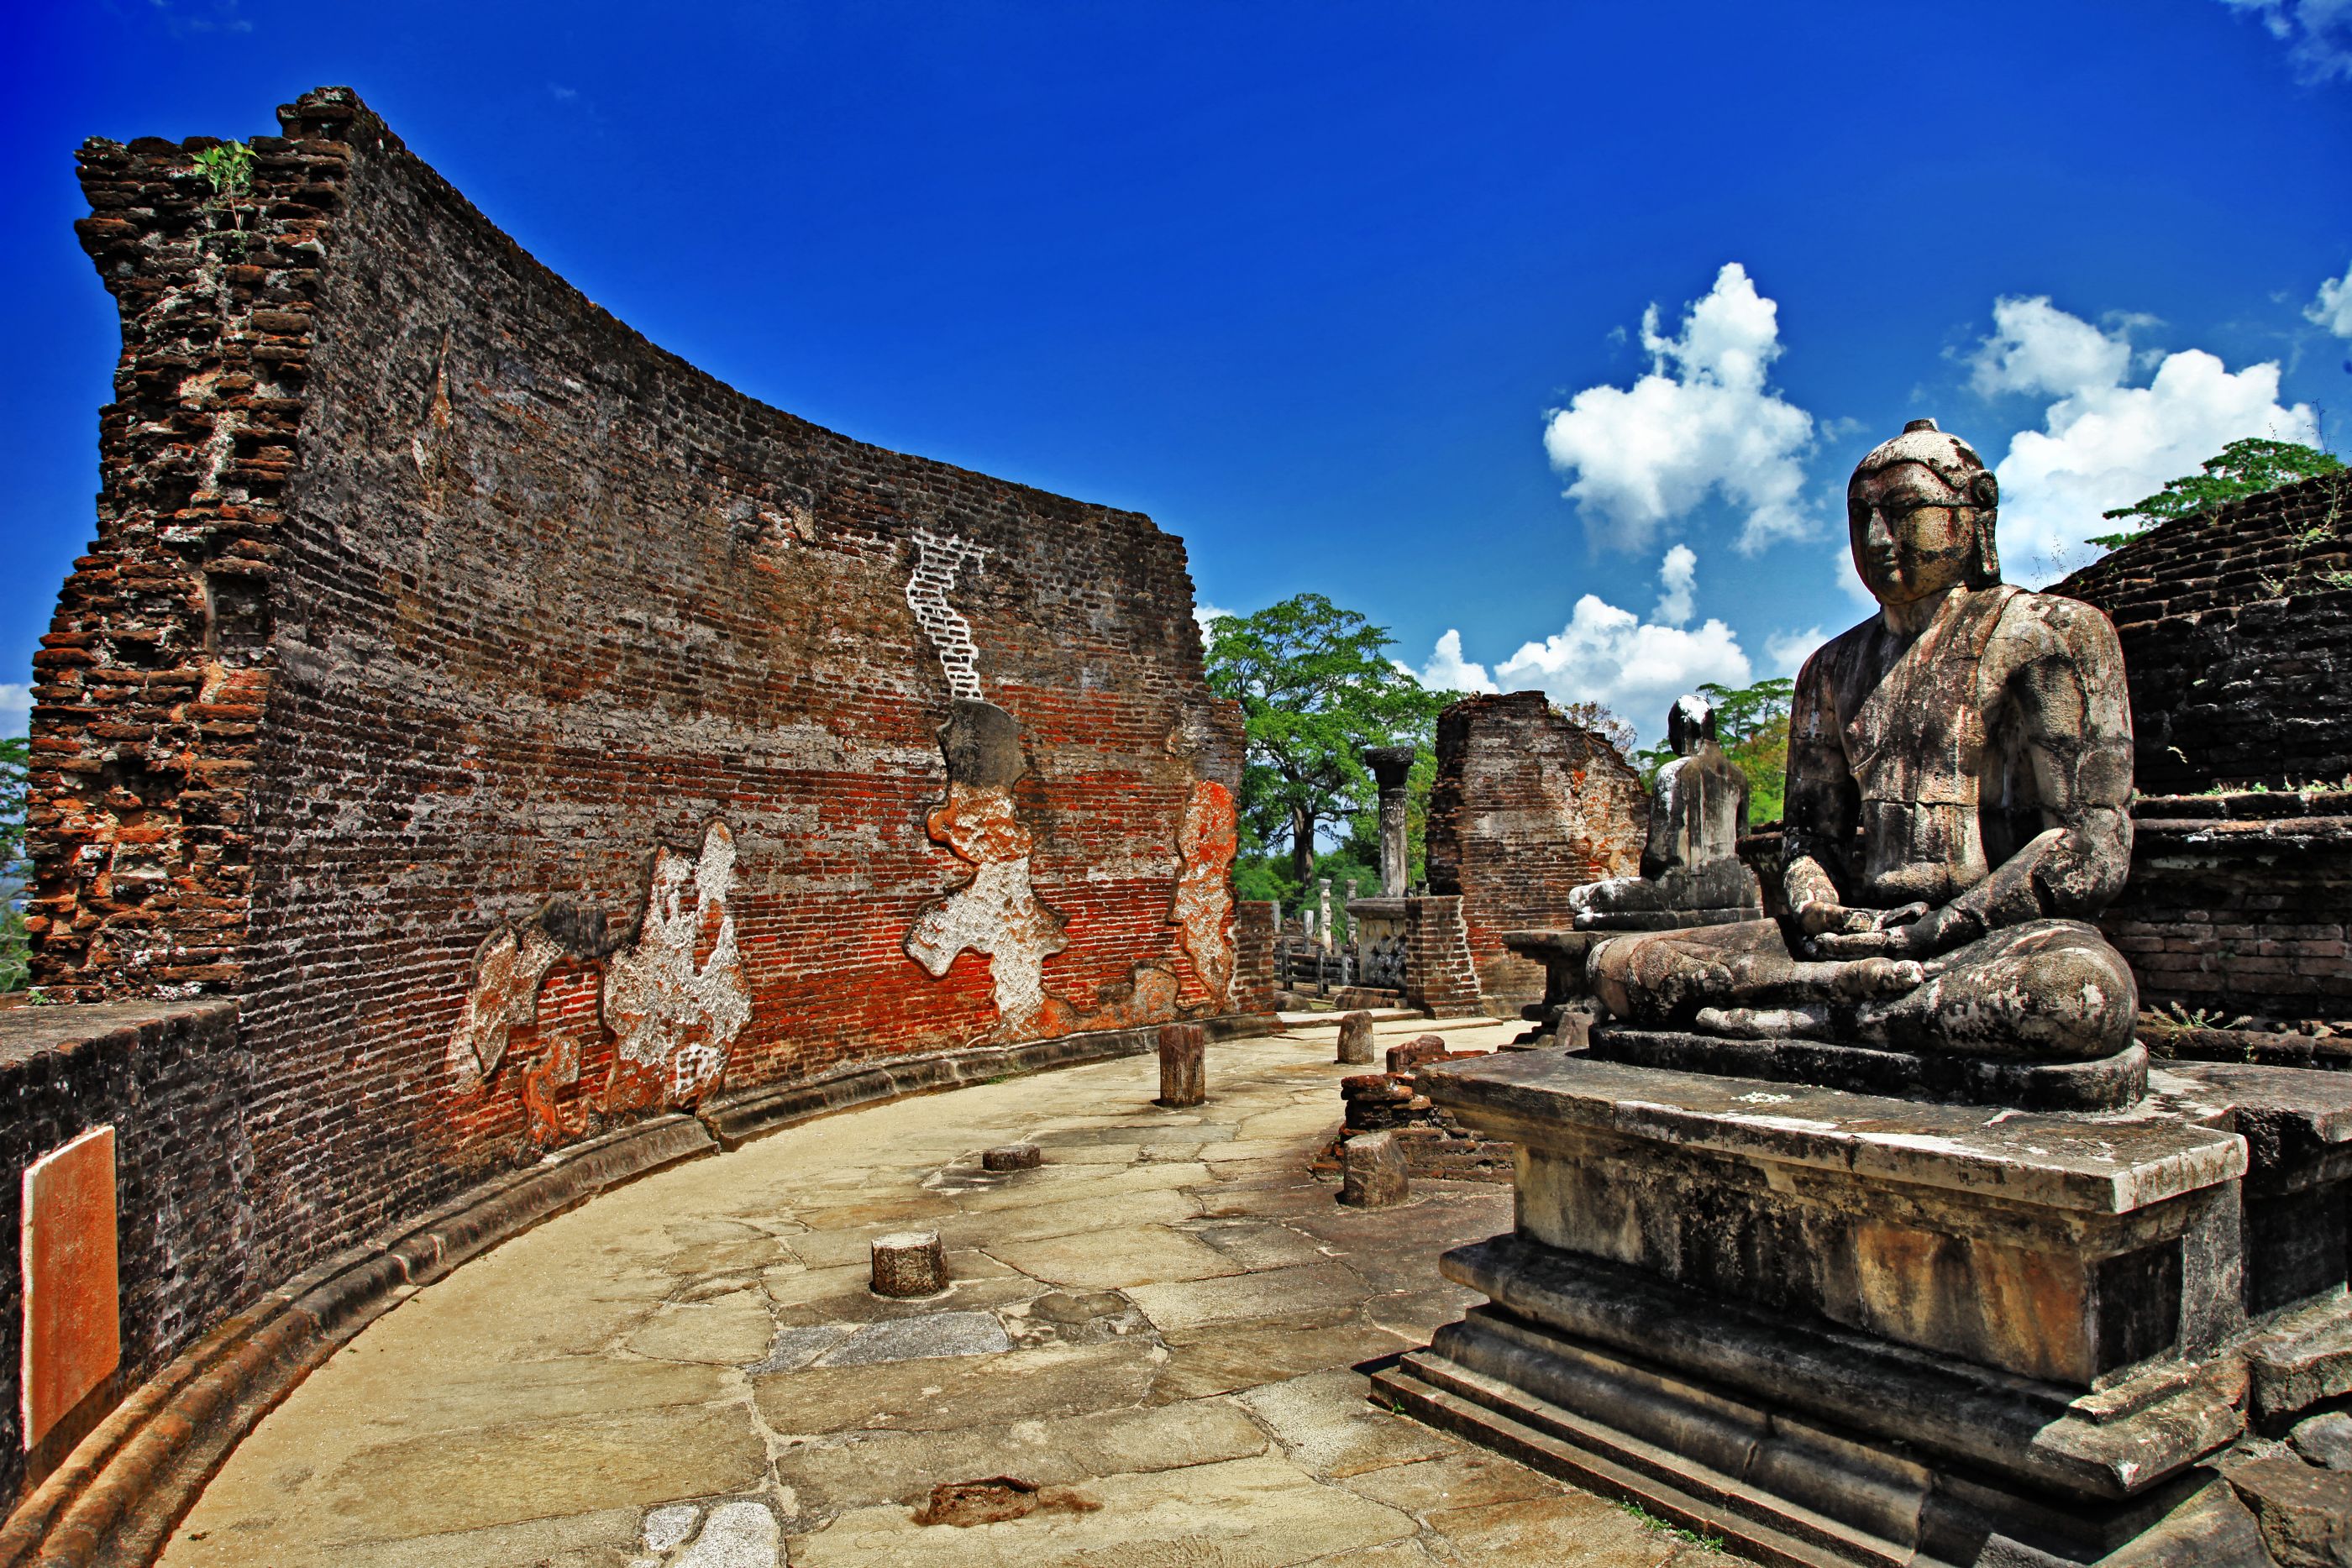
1588, 1023, 2150, 1112
1373, 1246, 2263, 1565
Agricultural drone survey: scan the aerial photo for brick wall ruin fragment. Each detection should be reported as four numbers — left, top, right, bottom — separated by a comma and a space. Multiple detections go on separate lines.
2055, 471, 2352, 1037
1425, 693, 1646, 1005
25, 87, 1247, 1313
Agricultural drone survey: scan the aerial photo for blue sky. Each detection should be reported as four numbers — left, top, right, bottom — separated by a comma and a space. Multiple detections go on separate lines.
5, 1, 2349, 741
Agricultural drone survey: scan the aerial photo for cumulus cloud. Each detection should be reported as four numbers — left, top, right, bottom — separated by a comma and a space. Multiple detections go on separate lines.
1966, 297, 2320, 585
1193, 603, 1230, 633
1411, 552, 1751, 744
1542, 263, 1818, 556
1411, 629, 1501, 695
1967, 296, 2133, 399
1651, 543, 1698, 627
0, 684, 29, 735
2219, 0, 2352, 82
2309, 261, 2352, 339
1765, 626, 1827, 676
1493, 599, 1751, 742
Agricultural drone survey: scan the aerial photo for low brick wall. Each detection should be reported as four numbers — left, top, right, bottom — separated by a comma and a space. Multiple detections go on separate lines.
0, 1002, 249, 1502
2105, 792, 2351, 1027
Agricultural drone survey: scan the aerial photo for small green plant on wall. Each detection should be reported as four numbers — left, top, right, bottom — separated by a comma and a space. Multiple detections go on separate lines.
192, 139, 254, 199
192, 140, 255, 257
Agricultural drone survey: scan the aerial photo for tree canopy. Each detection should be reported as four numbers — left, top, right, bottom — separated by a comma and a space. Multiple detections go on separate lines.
2087, 438, 2344, 548
1204, 594, 1449, 894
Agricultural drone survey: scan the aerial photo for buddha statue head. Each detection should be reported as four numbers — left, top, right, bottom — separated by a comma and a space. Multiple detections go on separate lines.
1845, 419, 2002, 609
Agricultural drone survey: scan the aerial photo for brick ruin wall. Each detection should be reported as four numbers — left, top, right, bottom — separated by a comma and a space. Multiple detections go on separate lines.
2055, 472, 2352, 1036
1424, 692, 1645, 1005
0, 1004, 249, 1501
24, 88, 1247, 1337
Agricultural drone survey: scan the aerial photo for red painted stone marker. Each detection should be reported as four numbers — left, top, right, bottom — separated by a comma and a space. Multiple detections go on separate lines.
1157, 1023, 1205, 1108
22, 1125, 119, 1451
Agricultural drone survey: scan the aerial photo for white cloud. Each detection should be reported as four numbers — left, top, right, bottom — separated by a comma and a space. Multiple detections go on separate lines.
2220, 0, 2352, 82
1968, 298, 2320, 585
1412, 629, 1499, 695
1193, 603, 1230, 634
1966, 296, 2132, 399
0, 684, 29, 735
1651, 543, 1697, 627
1493, 598, 1751, 743
1541, 263, 1819, 556
2308, 261, 2352, 338
1764, 626, 1826, 676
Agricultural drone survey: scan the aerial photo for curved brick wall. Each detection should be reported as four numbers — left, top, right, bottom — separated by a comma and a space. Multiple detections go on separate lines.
28, 88, 1244, 1299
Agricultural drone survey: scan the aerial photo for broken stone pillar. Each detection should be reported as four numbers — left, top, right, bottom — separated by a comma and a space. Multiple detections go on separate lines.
982, 1143, 1042, 1172
1362, 745, 1417, 898
1340, 1130, 1410, 1208
1157, 1022, 1205, 1107
1336, 1010, 1377, 1065
870, 1230, 947, 1298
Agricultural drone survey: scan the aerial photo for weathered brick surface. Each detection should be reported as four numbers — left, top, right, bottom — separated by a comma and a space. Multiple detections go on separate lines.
1425, 693, 1644, 1004
1231, 899, 1278, 1016
2051, 475, 2352, 1026
1402, 895, 1485, 1017
2104, 793, 2352, 1024
0, 1002, 251, 1502
2056, 471, 2352, 794
27, 90, 1242, 1318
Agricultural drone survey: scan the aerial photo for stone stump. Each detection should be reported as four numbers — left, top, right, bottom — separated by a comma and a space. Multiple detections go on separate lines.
1158, 1023, 1205, 1107
1336, 1010, 1376, 1065
982, 1143, 1042, 1172
870, 1230, 947, 1298
1340, 1130, 1410, 1208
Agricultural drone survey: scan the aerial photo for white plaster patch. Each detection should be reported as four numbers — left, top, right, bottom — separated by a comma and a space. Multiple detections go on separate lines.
906, 527, 990, 700
906, 852, 1066, 1028
446, 924, 563, 1089
606, 821, 755, 1102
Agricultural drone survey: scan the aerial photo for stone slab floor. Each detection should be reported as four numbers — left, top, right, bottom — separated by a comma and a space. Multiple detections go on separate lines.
160, 1020, 1730, 1567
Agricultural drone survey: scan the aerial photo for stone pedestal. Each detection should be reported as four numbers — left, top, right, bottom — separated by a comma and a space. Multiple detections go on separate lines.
1336, 1010, 1376, 1065
870, 1230, 948, 1298
1157, 1023, 1205, 1107
1376, 1050, 2352, 1565
982, 1143, 1042, 1172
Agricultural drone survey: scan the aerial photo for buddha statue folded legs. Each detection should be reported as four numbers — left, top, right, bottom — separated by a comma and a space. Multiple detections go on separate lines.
1583, 419, 2145, 1084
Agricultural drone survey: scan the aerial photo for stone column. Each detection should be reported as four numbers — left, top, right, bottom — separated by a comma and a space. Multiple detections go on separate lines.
1362, 745, 1417, 898
1317, 878, 1335, 952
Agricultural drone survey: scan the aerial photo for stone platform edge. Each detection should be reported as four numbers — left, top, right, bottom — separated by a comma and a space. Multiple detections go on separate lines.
0, 1009, 1283, 1568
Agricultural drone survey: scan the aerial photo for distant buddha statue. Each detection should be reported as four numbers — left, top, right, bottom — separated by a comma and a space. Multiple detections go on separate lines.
1567, 695, 1761, 929
1586, 420, 2138, 1062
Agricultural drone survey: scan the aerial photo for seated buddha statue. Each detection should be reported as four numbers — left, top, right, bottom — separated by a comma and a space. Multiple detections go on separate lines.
1585, 419, 2138, 1062
1567, 694, 1761, 929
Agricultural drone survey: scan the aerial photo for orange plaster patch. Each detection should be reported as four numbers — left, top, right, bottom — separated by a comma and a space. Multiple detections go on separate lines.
21, 1125, 119, 1451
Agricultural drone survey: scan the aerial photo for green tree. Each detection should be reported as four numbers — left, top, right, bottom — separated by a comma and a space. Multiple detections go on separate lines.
2087, 438, 2344, 548
1205, 595, 1450, 894
0, 737, 29, 993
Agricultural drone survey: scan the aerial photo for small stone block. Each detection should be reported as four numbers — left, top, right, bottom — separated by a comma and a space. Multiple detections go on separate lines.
1340, 1130, 1410, 1208
869, 1230, 947, 1298
2228, 1456, 2352, 1567
2290, 1410, 2352, 1471
982, 1143, 1042, 1172
1158, 1023, 1205, 1107
1385, 1034, 1449, 1075
1336, 1010, 1376, 1065
22, 1125, 120, 1451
